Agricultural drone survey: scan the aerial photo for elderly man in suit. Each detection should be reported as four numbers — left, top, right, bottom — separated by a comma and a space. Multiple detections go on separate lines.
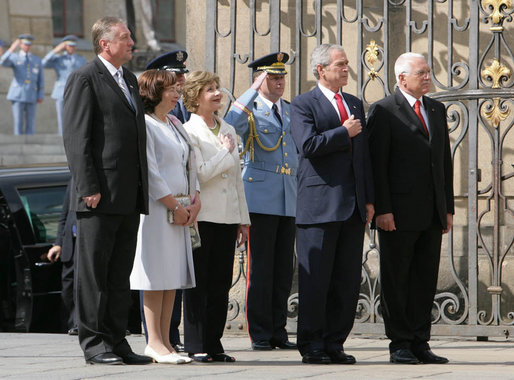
62, 17, 151, 365
367, 52, 454, 365
225, 52, 297, 351
0, 34, 44, 135
290, 44, 374, 365
42, 35, 86, 135
47, 179, 78, 335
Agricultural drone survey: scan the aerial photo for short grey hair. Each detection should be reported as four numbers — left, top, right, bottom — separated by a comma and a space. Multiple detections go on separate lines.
394, 52, 426, 84
310, 44, 345, 80
92, 16, 126, 55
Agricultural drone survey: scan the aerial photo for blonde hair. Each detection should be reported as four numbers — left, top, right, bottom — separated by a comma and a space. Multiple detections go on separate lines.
182, 71, 220, 113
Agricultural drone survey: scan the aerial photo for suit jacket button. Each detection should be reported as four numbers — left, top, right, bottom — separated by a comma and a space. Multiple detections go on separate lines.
284, 153, 288, 157
264, 129, 268, 133
249, 177, 253, 182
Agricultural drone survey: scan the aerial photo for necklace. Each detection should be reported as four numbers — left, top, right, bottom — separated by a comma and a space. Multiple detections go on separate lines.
207, 117, 218, 129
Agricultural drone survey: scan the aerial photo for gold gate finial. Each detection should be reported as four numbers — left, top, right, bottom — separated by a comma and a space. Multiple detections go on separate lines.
482, 0, 512, 31
481, 58, 511, 89
365, 40, 380, 80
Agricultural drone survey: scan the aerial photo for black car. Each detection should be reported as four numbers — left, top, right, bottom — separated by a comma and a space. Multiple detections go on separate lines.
0, 165, 70, 332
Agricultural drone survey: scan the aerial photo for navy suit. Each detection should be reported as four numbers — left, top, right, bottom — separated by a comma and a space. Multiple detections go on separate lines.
54, 180, 77, 329
291, 85, 374, 355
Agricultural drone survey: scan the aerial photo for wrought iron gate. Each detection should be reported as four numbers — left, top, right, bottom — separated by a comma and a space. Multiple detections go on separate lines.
204, 0, 514, 337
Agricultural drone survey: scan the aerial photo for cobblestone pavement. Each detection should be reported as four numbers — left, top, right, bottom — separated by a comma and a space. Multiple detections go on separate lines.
0, 333, 513, 379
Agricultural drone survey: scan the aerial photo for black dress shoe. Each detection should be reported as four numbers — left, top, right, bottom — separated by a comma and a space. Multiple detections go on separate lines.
327, 350, 356, 364
86, 352, 123, 365
390, 348, 420, 364
67, 327, 78, 336
413, 349, 449, 364
172, 342, 185, 352
270, 340, 297, 349
252, 341, 273, 350
302, 350, 331, 364
117, 351, 153, 365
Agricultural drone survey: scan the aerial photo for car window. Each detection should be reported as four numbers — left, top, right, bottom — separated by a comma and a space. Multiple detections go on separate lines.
18, 186, 67, 243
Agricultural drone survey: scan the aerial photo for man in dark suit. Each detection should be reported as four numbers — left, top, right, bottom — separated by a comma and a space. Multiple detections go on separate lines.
62, 17, 150, 366
367, 52, 454, 365
47, 179, 78, 335
290, 44, 374, 365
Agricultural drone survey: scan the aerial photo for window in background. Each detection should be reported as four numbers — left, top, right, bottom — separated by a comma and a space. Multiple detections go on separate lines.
18, 186, 67, 243
152, 0, 175, 42
51, 0, 84, 37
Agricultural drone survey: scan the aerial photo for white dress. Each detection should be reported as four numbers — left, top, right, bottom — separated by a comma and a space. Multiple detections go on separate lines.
130, 114, 196, 290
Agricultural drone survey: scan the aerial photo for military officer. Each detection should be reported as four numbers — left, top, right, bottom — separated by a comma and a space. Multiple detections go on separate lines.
43, 35, 86, 135
160, 50, 190, 123
0, 34, 44, 135
225, 52, 297, 350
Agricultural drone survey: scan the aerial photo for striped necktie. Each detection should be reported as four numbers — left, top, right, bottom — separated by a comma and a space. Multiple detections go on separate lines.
115, 70, 135, 110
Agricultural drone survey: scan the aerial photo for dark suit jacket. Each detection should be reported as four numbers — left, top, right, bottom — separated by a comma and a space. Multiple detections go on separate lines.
54, 180, 76, 263
62, 57, 149, 215
367, 88, 454, 231
291, 86, 374, 225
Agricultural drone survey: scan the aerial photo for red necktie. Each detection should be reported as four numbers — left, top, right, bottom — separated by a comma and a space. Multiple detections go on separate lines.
334, 93, 349, 124
414, 100, 429, 137
335, 93, 351, 151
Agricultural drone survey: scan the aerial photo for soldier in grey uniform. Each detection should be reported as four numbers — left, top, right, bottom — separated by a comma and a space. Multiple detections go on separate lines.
225, 52, 297, 350
43, 35, 86, 135
0, 34, 44, 135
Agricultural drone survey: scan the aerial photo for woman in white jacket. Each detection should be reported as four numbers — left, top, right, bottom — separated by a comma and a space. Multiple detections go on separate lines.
182, 71, 250, 363
130, 69, 200, 364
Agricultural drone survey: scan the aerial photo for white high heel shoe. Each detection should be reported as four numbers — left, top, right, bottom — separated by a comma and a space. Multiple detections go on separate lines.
144, 346, 191, 364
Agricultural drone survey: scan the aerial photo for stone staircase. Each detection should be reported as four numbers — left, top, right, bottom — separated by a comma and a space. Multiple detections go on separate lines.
0, 134, 67, 166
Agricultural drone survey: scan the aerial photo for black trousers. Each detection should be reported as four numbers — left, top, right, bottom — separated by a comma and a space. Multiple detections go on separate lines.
61, 256, 77, 330
183, 222, 238, 354
76, 212, 140, 360
296, 210, 365, 356
246, 213, 295, 343
379, 224, 442, 353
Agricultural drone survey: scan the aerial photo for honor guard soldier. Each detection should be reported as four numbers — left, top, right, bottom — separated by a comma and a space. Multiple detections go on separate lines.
225, 52, 297, 350
147, 49, 190, 123
0, 34, 44, 135
43, 35, 86, 135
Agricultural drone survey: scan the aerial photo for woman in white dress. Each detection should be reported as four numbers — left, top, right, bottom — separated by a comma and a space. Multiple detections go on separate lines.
130, 69, 200, 364
182, 71, 250, 363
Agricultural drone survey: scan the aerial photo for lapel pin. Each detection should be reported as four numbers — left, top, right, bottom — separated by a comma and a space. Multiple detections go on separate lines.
265, 111, 270, 116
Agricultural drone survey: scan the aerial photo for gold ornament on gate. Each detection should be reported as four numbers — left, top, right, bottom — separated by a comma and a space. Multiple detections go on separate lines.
365, 40, 380, 80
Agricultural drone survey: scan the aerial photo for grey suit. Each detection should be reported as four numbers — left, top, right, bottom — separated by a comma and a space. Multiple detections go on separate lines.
62, 56, 148, 360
